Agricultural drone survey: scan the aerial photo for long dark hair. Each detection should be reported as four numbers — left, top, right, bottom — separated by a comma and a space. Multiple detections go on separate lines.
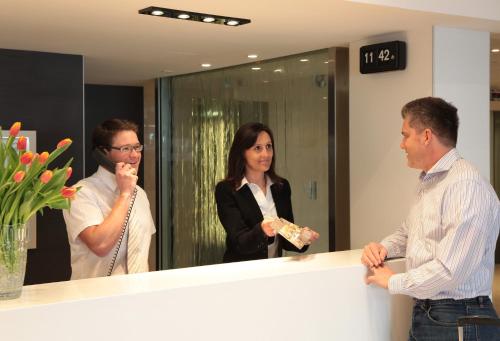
224, 122, 284, 189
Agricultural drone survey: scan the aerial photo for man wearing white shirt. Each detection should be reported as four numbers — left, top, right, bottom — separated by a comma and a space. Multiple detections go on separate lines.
63, 119, 155, 279
362, 97, 500, 341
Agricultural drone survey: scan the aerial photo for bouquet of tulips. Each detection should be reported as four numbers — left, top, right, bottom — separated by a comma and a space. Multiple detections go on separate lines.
0, 122, 77, 226
0, 122, 78, 273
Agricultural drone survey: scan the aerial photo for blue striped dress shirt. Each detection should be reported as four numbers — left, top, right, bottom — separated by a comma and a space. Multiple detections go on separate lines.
381, 148, 500, 300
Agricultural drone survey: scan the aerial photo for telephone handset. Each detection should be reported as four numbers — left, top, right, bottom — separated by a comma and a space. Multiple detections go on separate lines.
91, 147, 137, 276
92, 148, 116, 173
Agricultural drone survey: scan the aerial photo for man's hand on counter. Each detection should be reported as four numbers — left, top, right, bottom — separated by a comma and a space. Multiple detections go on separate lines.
361, 242, 388, 268
365, 264, 394, 289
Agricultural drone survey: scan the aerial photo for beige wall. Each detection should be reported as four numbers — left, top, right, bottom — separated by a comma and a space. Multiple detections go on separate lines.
349, 28, 433, 248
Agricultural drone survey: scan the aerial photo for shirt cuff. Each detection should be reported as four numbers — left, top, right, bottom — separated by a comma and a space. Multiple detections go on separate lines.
379, 241, 392, 258
388, 273, 405, 295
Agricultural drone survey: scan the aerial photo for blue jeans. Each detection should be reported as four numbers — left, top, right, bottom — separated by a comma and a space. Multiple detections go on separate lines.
409, 296, 500, 341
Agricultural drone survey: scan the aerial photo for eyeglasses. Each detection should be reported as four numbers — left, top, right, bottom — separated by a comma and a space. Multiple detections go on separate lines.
110, 144, 144, 153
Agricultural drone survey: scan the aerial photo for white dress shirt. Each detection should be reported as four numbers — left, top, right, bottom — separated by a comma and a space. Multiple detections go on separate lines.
63, 166, 155, 280
381, 148, 500, 300
239, 176, 279, 257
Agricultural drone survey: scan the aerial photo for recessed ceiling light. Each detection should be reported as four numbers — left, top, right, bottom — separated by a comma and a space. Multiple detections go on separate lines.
201, 63, 212, 68
492, 48, 500, 53
300, 58, 309, 62
248, 54, 258, 59
139, 6, 251, 26
162, 69, 173, 73
273, 68, 283, 73
263, 80, 269, 83
251, 67, 261, 71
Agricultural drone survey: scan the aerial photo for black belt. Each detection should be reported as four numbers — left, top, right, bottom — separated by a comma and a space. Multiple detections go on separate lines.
414, 296, 490, 307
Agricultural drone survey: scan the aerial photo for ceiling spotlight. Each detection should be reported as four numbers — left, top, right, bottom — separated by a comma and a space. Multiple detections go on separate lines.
139, 7, 251, 26
248, 54, 258, 59
251, 67, 261, 71
273, 68, 283, 73
300, 58, 309, 62
201, 63, 212, 68
492, 48, 500, 53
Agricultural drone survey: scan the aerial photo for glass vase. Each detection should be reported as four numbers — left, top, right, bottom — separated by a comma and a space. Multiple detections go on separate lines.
0, 224, 29, 300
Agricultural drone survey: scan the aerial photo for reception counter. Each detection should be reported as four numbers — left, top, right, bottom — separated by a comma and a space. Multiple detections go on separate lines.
0, 250, 412, 340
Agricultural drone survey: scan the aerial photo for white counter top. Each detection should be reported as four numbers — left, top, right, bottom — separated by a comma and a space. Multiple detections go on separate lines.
1, 249, 373, 310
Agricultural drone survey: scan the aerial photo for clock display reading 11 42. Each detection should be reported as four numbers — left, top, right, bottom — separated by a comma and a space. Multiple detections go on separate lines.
360, 41, 406, 74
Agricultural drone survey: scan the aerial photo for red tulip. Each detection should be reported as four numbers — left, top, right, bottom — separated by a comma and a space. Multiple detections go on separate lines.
13, 170, 25, 183
9, 122, 21, 137
17, 136, 27, 151
40, 170, 53, 184
38, 152, 49, 165
57, 138, 72, 149
20, 151, 33, 165
61, 186, 77, 199
66, 167, 73, 180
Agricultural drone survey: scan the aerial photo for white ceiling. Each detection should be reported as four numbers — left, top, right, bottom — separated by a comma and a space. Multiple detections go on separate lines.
1, 0, 500, 86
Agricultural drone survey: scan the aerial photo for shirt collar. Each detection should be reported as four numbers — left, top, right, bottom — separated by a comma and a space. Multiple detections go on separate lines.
95, 166, 118, 192
236, 175, 274, 191
420, 148, 461, 179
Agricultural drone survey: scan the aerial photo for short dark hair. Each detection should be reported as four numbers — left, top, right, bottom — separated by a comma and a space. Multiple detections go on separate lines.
401, 97, 459, 147
224, 122, 283, 189
92, 119, 139, 151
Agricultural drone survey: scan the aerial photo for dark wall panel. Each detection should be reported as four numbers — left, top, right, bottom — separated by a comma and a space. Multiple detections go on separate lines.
0, 48, 84, 284
84, 84, 144, 186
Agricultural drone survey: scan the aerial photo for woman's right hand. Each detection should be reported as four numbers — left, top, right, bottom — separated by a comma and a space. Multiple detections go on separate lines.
261, 221, 276, 237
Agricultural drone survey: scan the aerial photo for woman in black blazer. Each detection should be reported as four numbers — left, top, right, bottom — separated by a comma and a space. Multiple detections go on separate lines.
215, 122, 318, 263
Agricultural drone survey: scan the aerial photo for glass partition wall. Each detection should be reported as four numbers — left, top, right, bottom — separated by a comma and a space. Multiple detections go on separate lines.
158, 49, 349, 269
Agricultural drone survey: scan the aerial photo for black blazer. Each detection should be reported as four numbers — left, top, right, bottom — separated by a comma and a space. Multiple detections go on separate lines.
215, 178, 307, 263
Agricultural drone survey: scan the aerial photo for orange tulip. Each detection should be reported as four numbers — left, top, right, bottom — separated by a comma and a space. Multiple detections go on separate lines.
61, 186, 77, 199
17, 136, 27, 151
38, 151, 49, 165
40, 170, 53, 184
66, 167, 73, 180
9, 122, 21, 137
20, 151, 33, 165
13, 170, 25, 183
57, 138, 72, 149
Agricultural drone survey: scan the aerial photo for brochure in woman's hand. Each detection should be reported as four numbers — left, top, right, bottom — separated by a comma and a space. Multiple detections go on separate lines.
268, 218, 314, 249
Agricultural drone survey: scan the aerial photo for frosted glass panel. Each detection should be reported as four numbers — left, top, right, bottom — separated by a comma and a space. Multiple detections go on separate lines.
170, 50, 329, 267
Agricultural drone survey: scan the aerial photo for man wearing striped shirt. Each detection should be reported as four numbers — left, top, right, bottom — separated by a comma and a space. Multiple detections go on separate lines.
362, 97, 500, 341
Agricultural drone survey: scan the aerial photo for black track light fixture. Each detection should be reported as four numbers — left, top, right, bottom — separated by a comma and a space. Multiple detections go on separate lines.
139, 6, 251, 27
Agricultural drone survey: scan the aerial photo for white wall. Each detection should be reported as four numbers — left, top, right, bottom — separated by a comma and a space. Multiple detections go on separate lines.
349, 28, 433, 248
349, 26, 492, 248
433, 26, 491, 180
